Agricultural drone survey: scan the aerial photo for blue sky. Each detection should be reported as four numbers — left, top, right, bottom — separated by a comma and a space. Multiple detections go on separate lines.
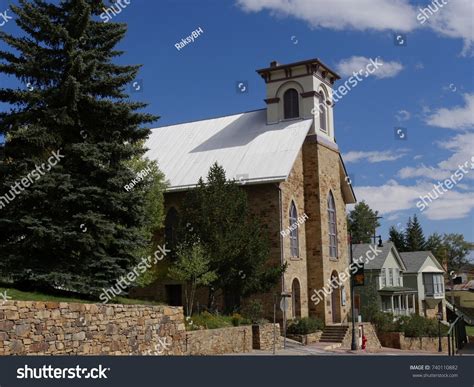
0, 0, 473, 244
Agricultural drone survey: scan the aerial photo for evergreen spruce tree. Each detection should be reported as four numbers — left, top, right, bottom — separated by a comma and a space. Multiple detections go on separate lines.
404, 214, 426, 251
347, 201, 380, 244
0, 0, 160, 295
388, 226, 406, 252
177, 163, 285, 313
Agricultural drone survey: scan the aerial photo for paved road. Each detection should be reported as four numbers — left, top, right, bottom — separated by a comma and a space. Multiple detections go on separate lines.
459, 342, 474, 355
242, 339, 450, 356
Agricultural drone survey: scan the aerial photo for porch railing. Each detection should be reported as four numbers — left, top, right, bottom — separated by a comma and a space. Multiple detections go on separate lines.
447, 316, 467, 356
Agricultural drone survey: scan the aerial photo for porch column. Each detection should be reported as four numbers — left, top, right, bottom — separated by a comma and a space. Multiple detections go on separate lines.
405, 295, 409, 315
412, 294, 416, 314
391, 296, 394, 314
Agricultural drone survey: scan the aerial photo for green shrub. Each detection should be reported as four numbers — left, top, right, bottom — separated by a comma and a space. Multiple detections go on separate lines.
231, 313, 250, 326
287, 317, 324, 335
373, 312, 448, 338
372, 311, 396, 333
186, 312, 251, 331
242, 300, 265, 324
396, 314, 448, 338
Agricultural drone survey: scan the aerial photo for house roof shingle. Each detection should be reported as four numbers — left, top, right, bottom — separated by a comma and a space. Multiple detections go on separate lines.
351, 242, 403, 270
399, 251, 444, 273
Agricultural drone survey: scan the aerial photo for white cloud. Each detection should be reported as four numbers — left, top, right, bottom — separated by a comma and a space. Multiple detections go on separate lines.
354, 180, 474, 220
425, 93, 474, 130
236, 0, 418, 31
413, 155, 423, 160
344, 150, 406, 163
437, 133, 474, 172
335, 56, 404, 79
423, 190, 474, 220
398, 164, 446, 180
354, 180, 426, 214
237, 0, 473, 55
421, 0, 474, 56
398, 133, 474, 180
396, 109, 411, 122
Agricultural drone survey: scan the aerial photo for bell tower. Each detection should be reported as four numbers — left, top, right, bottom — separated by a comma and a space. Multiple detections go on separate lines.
256, 58, 340, 142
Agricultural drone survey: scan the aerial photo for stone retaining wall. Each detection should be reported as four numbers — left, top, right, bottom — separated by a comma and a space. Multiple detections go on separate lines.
183, 326, 252, 355
341, 323, 382, 351
378, 331, 448, 352
0, 301, 185, 355
287, 331, 322, 345
252, 323, 282, 350
0, 301, 279, 356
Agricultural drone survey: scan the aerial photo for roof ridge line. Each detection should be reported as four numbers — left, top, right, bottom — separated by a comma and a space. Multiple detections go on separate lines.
150, 108, 267, 129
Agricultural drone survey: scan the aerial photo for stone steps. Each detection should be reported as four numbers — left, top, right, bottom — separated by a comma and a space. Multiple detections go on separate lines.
319, 325, 349, 343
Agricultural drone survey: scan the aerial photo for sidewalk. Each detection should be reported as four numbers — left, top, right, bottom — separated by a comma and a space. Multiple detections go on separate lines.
241, 339, 449, 356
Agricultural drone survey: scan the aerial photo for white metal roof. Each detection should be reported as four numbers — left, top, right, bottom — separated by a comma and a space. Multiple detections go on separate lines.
145, 109, 313, 191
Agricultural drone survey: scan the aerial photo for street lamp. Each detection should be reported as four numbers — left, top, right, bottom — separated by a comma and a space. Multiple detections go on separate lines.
349, 231, 357, 351
437, 312, 443, 352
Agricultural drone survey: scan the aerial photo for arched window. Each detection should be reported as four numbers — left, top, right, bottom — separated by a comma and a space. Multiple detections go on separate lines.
165, 207, 179, 250
289, 201, 299, 257
319, 90, 327, 133
291, 278, 301, 318
327, 192, 338, 258
283, 89, 299, 119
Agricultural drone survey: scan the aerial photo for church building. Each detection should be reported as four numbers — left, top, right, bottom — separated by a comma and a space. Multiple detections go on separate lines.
139, 58, 356, 324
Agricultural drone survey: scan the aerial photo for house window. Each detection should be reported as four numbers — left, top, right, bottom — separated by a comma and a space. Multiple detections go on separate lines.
389, 268, 394, 286
423, 273, 444, 296
327, 191, 338, 258
341, 285, 346, 306
381, 269, 386, 288
283, 88, 299, 119
319, 91, 327, 132
289, 201, 299, 257
394, 268, 401, 286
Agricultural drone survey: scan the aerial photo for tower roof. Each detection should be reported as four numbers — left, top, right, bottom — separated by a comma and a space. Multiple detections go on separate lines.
256, 58, 341, 84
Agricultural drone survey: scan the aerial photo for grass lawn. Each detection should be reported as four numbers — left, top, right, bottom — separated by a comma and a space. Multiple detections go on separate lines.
0, 286, 163, 306
466, 326, 474, 336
